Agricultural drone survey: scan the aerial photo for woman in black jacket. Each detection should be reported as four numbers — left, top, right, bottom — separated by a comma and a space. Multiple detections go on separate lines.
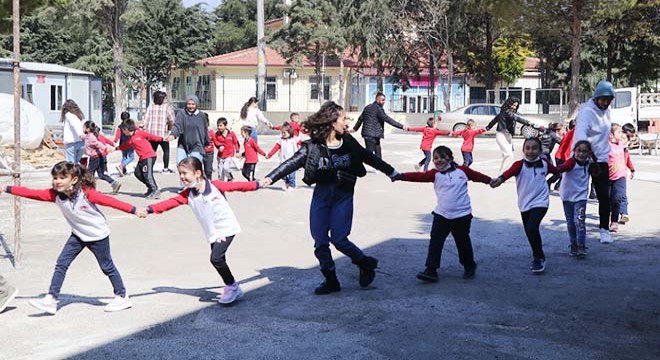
261, 101, 399, 295
486, 97, 538, 172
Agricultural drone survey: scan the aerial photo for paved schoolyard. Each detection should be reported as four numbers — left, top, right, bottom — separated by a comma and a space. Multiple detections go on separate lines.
1, 134, 659, 360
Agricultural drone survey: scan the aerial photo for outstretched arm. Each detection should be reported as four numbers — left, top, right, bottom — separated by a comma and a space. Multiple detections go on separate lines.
147, 190, 191, 214
85, 188, 136, 214
2, 186, 57, 202
211, 180, 258, 193
398, 170, 437, 182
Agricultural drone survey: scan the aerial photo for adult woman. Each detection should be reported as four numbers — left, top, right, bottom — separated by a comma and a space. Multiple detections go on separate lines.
239, 97, 273, 142
165, 94, 209, 165
486, 97, 539, 172
61, 99, 85, 163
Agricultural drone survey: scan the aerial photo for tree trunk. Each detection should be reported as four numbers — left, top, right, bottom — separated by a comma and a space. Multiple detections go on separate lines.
429, 52, 435, 113
113, 41, 127, 129
606, 37, 614, 82
445, 49, 453, 112
568, 0, 583, 117
485, 12, 494, 101
338, 53, 345, 107
376, 59, 384, 92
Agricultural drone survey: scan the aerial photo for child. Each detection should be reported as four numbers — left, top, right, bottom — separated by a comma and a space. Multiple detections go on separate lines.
393, 146, 491, 282
261, 101, 399, 295
214, 117, 240, 181
548, 119, 575, 190
558, 140, 596, 258
141, 157, 259, 304
608, 124, 635, 232
240, 126, 266, 181
116, 119, 163, 199
81, 121, 121, 193
451, 119, 487, 167
1, 161, 139, 314
273, 113, 303, 137
113, 112, 135, 177
490, 137, 558, 274
407, 117, 450, 171
266, 123, 300, 190
622, 123, 640, 150
203, 114, 216, 180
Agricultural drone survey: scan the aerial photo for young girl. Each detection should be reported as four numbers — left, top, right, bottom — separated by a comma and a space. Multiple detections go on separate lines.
273, 113, 303, 137
203, 114, 216, 180
113, 112, 136, 177
240, 126, 266, 181
558, 140, 596, 258
141, 157, 260, 305
261, 101, 399, 295
407, 117, 450, 171
393, 146, 491, 282
451, 119, 487, 167
490, 137, 558, 274
61, 99, 85, 164
266, 124, 300, 190
548, 119, 575, 191
1, 161, 138, 314
608, 124, 635, 232
81, 121, 121, 193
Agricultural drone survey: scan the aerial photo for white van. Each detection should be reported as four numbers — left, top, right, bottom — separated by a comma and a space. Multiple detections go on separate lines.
610, 87, 660, 130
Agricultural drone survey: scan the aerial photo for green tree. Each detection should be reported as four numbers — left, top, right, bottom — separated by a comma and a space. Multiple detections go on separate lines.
212, 0, 283, 55
493, 37, 534, 86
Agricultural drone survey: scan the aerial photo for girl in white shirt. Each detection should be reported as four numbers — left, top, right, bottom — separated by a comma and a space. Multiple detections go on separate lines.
266, 124, 300, 190
61, 99, 85, 164
239, 97, 273, 142
143, 157, 260, 305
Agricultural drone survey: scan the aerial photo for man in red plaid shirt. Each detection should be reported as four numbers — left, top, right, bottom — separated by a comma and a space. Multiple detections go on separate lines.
142, 91, 175, 173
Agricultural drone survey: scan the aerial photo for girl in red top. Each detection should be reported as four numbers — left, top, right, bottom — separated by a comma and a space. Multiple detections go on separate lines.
407, 117, 450, 171
240, 126, 266, 181
203, 114, 216, 180
1, 161, 140, 314
451, 119, 488, 167
214, 117, 240, 181
81, 120, 121, 193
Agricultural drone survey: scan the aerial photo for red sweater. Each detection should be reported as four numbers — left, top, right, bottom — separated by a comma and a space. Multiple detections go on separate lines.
273, 121, 303, 137
452, 127, 487, 152
214, 130, 240, 158
117, 129, 162, 160
243, 137, 266, 164
408, 127, 450, 151
98, 134, 115, 157
555, 128, 575, 161
205, 130, 216, 153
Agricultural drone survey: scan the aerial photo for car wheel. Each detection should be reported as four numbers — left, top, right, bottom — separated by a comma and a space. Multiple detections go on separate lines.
521, 125, 538, 138
452, 123, 467, 132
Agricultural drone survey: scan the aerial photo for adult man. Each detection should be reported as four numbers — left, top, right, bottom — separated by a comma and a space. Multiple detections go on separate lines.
573, 80, 615, 244
142, 91, 176, 173
353, 92, 407, 159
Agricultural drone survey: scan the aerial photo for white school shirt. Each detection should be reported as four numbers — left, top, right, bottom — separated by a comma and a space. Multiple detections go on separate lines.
501, 159, 555, 212
559, 157, 592, 202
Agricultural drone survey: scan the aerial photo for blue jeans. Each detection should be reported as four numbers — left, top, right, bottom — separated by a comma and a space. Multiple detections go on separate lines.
64, 141, 85, 164
418, 150, 432, 171
176, 147, 203, 167
250, 126, 258, 142
610, 177, 628, 222
309, 184, 364, 271
562, 200, 587, 247
49, 234, 126, 299
462, 151, 473, 167
283, 172, 297, 188
121, 149, 135, 167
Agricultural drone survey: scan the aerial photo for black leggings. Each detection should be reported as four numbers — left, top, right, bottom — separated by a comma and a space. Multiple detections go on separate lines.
242, 163, 256, 181
521, 207, 548, 260
210, 236, 235, 285
88, 156, 114, 185
150, 140, 170, 169
592, 162, 611, 230
426, 213, 476, 271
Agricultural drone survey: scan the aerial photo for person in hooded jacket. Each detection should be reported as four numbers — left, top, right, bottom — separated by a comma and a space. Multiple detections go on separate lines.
165, 94, 210, 167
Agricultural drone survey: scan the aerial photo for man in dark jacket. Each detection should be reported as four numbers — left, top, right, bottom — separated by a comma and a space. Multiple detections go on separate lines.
352, 92, 407, 159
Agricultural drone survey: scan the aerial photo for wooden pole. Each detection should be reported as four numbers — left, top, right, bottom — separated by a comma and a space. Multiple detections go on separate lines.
12, 0, 22, 267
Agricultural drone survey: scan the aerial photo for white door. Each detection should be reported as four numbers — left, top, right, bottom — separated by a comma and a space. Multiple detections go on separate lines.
611, 87, 637, 128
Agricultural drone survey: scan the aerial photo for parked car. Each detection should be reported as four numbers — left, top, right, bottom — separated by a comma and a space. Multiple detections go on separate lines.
436, 103, 551, 138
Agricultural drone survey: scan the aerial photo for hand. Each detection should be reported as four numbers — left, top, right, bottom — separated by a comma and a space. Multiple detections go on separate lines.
348, 128, 356, 133
136, 208, 149, 218
164, 135, 174, 142
403, 126, 408, 131
630, 171, 635, 180
390, 173, 403, 182
490, 177, 503, 188
265, 155, 271, 159
0, 186, 4, 194
259, 177, 272, 188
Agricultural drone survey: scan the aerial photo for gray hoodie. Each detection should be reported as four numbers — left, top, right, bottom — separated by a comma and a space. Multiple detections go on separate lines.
573, 98, 612, 162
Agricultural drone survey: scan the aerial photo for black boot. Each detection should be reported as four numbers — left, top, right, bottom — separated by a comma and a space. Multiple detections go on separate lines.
354, 256, 378, 288
314, 269, 341, 295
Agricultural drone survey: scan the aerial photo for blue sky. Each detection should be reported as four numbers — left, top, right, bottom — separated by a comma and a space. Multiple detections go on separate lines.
182, 0, 222, 10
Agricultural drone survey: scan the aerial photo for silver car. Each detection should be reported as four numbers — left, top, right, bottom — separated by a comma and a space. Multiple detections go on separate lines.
437, 103, 551, 138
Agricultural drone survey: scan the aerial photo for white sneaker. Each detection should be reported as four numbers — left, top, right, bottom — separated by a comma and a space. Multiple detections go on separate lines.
414, 163, 421, 171
599, 228, 613, 244
218, 283, 244, 304
29, 294, 58, 314
104, 295, 132, 312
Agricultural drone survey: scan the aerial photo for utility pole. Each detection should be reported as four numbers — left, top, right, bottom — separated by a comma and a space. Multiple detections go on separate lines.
12, 0, 22, 267
256, 0, 266, 111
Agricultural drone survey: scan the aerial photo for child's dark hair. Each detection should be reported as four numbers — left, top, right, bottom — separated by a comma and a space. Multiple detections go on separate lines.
51, 161, 96, 192
290, 112, 300, 120
524, 136, 542, 149
177, 157, 205, 179
622, 123, 636, 134
568, 119, 576, 130
120, 119, 137, 132
279, 123, 294, 138
301, 101, 344, 143
426, 117, 435, 127
120, 111, 131, 121
60, 99, 85, 123
241, 125, 253, 137
432, 145, 454, 162
573, 140, 592, 153
83, 120, 100, 138
217, 117, 228, 126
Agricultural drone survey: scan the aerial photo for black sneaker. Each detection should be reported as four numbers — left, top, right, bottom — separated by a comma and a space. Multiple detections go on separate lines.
416, 268, 439, 282
577, 246, 587, 259
355, 256, 378, 288
569, 244, 578, 257
530, 258, 545, 274
314, 270, 341, 295
463, 264, 477, 280
162, 168, 174, 174
145, 190, 160, 199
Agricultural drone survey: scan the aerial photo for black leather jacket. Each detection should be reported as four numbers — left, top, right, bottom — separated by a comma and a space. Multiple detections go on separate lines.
353, 102, 405, 139
265, 134, 395, 190
486, 109, 533, 136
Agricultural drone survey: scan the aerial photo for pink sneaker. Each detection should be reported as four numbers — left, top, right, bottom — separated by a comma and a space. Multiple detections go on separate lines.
218, 283, 244, 304
609, 222, 619, 232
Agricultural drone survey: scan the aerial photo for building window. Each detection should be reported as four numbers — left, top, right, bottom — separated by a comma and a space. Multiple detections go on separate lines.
195, 75, 211, 110
266, 76, 277, 100
310, 76, 331, 100
469, 86, 486, 104
92, 90, 101, 110
21, 84, 34, 104
172, 77, 182, 100
50, 85, 63, 111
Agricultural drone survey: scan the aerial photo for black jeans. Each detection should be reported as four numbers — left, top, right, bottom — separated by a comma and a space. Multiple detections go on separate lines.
150, 140, 170, 169
461, 151, 473, 167
49, 234, 126, 298
425, 213, 476, 271
521, 207, 548, 260
203, 151, 214, 180
210, 236, 236, 285
135, 157, 158, 193
593, 162, 611, 229
88, 156, 115, 185
242, 163, 256, 181
364, 136, 382, 159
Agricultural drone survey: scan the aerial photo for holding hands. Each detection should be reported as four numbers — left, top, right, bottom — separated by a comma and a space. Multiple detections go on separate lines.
490, 176, 504, 188
136, 207, 149, 218
259, 177, 273, 188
